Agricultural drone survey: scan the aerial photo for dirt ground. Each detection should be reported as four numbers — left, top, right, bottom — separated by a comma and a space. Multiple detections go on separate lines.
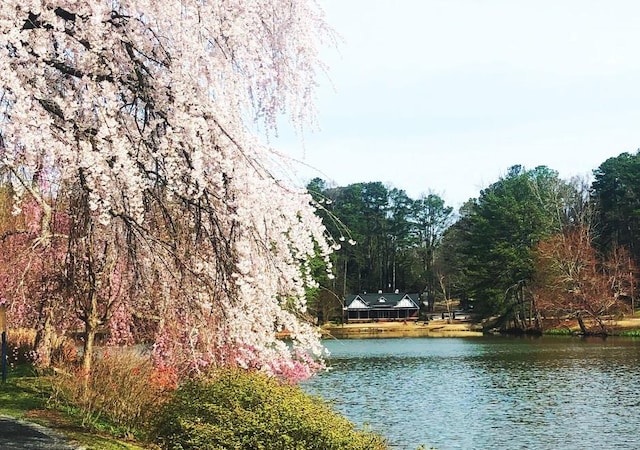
616, 317, 640, 329
322, 319, 484, 339
549, 316, 640, 334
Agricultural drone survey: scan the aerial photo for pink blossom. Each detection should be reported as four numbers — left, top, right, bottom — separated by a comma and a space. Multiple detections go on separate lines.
0, 0, 334, 381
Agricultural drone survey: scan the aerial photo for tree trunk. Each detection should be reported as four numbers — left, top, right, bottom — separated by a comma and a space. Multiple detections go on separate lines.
576, 313, 588, 335
81, 292, 100, 375
82, 320, 97, 375
535, 311, 542, 330
33, 298, 54, 368
594, 315, 608, 335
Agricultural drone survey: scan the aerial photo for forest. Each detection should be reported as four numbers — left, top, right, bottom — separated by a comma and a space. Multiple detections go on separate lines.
307, 151, 640, 334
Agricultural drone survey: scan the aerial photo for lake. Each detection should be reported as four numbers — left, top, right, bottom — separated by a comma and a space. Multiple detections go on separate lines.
301, 336, 640, 450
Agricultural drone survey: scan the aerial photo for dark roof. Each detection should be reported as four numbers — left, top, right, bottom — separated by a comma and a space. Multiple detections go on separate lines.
345, 292, 419, 310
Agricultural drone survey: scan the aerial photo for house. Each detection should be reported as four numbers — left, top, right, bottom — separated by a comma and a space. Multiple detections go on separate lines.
344, 292, 420, 322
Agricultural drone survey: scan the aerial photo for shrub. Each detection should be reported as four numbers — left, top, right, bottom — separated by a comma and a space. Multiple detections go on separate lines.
48, 349, 174, 438
619, 329, 640, 337
153, 369, 387, 450
543, 326, 574, 336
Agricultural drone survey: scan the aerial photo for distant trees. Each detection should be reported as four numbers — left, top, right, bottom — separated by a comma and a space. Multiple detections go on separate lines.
444, 166, 576, 316
591, 151, 640, 268
443, 160, 638, 329
319, 152, 640, 329
412, 193, 454, 310
529, 172, 638, 333
533, 225, 636, 334
309, 152, 640, 331
526, 151, 640, 332
306, 179, 453, 321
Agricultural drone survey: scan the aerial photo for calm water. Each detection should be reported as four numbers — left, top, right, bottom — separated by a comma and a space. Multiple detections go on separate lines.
301, 336, 640, 450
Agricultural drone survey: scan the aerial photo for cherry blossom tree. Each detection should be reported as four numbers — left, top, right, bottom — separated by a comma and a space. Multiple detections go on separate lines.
0, 177, 73, 367
0, 1, 333, 379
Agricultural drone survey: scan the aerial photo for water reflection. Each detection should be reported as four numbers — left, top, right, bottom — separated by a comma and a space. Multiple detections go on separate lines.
302, 336, 640, 450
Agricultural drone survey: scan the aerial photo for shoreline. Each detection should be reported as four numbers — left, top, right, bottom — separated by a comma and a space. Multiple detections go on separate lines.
322, 320, 484, 339
320, 316, 640, 339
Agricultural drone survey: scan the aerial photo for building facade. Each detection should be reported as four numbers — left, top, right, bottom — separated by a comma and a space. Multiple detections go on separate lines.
344, 292, 420, 322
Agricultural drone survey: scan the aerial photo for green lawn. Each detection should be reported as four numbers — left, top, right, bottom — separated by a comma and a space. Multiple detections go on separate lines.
0, 365, 153, 450
0, 365, 45, 417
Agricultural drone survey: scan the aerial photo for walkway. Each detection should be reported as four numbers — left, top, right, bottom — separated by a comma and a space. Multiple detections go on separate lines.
0, 416, 77, 450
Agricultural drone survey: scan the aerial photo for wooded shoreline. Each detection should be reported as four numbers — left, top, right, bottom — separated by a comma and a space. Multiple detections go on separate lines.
321, 317, 640, 339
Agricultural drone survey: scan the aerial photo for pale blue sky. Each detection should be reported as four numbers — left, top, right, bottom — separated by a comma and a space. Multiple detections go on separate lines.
276, 0, 640, 207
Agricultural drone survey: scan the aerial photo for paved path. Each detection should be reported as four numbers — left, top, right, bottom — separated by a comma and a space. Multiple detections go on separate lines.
0, 416, 78, 450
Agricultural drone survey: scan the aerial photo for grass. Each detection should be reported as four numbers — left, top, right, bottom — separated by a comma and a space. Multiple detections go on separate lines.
0, 365, 47, 417
618, 329, 640, 337
0, 364, 153, 450
543, 327, 575, 336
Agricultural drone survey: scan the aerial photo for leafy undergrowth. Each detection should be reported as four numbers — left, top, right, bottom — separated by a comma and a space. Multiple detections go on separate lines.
543, 327, 574, 336
618, 329, 640, 337
153, 368, 388, 450
3, 361, 391, 450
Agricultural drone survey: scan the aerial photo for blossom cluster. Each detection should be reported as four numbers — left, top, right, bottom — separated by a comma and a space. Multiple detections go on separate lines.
0, 0, 332, 380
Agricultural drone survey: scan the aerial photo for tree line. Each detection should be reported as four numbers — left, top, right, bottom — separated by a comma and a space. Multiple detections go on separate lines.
308, 151, 640, 333
306, 178, 454, 321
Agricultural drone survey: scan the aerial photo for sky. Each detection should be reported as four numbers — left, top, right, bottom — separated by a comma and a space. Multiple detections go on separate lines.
275, 0, 640, 208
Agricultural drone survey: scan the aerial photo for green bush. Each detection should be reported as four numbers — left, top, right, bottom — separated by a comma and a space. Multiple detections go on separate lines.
153, 369, 387, 450
543, 327, 574, 336
619, 329, 640, 337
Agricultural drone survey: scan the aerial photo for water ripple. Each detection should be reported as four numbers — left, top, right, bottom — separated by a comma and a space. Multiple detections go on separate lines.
302, 336, 640, 450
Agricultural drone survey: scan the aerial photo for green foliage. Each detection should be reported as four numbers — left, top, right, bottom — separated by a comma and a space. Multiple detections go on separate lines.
592, 150, 640, 266
412, 193, 454, 306
543, 328, 574, 336
619, 329, 640, 337
451, 165, 577, 316
307, 179, 454, 299
0, 371, 47, 417
153, 369, 387, 450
